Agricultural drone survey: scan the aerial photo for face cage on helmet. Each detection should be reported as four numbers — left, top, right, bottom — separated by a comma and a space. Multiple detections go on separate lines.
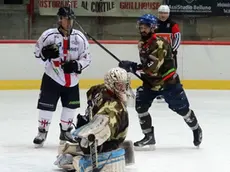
113, 79, 135, 106
114, 81, 129, 94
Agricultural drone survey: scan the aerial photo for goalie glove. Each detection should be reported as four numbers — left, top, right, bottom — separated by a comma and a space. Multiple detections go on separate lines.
41, 44, 59, 61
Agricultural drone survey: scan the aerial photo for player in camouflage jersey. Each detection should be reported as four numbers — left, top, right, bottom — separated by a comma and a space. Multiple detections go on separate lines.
54, 67, 134, 172
119, 14, 202, 149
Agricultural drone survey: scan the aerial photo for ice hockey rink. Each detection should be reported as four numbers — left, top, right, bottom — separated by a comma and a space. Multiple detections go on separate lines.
0, 89, 230, 172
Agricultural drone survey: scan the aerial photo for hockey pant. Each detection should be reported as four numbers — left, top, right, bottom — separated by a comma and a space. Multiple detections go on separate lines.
135, 83, 198, 134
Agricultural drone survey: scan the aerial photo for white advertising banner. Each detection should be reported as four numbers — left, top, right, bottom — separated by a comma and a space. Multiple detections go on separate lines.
38, 0, 163, 17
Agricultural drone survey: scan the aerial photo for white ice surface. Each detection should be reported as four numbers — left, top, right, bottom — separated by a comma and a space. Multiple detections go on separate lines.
0, 89, 230, 172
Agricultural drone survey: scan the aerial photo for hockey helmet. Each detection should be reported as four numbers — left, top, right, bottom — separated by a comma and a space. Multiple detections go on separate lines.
137, 14, 158, 28
158, 5, 170, 21
158, 5, 170, 13
57, 7, 75, 32
104, 67, 135, 107
57, 7, 75, 20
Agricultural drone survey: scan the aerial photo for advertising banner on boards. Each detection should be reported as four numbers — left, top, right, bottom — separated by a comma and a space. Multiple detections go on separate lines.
38, 0, 163, 17
166, 0, 230, 16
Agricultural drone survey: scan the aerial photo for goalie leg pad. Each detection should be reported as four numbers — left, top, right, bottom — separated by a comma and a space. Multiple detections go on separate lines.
54, 153, 75, 171
120, 140, 135, 166
58, 142, 82, 155
73, 148, 126, 172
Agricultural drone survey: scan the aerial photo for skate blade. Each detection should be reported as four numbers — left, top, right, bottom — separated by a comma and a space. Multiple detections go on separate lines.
59, 140, 66, 145
194, 144, 201, 149
34, 143, 44, 148
155, 99, 165, 103
134, 144, 155, 151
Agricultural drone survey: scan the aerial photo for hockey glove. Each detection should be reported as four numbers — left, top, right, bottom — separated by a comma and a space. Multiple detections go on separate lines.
172, 50, 177, 56
41, 44, 59, 61
62, 60, 82, 74
76, 114, 89, 129
119, 60, 139, 73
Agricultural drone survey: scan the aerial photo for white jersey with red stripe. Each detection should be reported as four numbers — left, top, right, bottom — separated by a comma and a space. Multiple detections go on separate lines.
35, 28, 91, 87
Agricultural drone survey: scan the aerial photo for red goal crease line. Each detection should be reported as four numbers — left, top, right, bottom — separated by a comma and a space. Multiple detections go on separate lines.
0, 40, 230, 45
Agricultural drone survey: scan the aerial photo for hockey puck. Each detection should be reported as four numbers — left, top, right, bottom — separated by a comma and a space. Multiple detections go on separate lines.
88, 134, 95, 142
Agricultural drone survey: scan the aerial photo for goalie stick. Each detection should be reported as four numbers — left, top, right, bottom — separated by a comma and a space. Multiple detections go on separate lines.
87, 101, 99, 172
88, 134, 99, 172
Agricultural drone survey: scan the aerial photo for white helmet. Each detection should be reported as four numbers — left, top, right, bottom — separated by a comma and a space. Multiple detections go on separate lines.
158, 5, 170, 13
104, 67, 134, 106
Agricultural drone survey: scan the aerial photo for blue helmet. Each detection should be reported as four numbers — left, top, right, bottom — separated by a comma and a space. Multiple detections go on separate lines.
137, 14, 158, 28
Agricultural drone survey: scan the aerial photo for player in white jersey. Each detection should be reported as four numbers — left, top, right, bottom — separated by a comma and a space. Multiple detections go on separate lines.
33, 6, 92, 148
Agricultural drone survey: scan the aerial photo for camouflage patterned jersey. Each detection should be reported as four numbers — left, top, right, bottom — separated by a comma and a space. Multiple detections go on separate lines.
138, 34, 178, 90
85, 84, 129, 153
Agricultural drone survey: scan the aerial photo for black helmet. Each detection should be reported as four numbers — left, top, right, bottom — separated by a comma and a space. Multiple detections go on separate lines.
57, 7, 74, 19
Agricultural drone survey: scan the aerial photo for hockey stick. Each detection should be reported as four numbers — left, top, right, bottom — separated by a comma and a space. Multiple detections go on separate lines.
87, 101, 100, 172
72, 18, 161, 87
72, 18, 146, 82
66, 0, 153, 86
88, 134, 99, 172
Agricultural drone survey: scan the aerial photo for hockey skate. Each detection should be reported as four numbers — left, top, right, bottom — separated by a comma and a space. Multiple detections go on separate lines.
59, 123, 75, 145
33, 127, 48, 148
193, 126, 202, 147
134, 127, 156, 151
155, 95, 165, 103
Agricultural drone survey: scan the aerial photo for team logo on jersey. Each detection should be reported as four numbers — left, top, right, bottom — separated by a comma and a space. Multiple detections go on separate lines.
63, 47, 78, 51
57, 42, 78, 51
167, 23, 170, 28
185, 0, 195, 4
71, 40, 78, 45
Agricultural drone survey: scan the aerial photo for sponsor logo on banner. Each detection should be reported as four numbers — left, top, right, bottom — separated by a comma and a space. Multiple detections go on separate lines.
216, 1, 230, 15
81, 1, 115, 13
167, 0, 212, 15
39, 0, 78, 8
38, 0, 164, 17
167, 0, 230, 16
120, 2, 161, 10
38, 0, 78, 16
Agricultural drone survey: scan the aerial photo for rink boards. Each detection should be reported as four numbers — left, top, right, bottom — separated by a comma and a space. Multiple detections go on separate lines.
0, 40, 230, 90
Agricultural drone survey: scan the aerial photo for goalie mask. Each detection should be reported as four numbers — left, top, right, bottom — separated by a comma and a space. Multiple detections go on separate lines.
104, 67, 135, 107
